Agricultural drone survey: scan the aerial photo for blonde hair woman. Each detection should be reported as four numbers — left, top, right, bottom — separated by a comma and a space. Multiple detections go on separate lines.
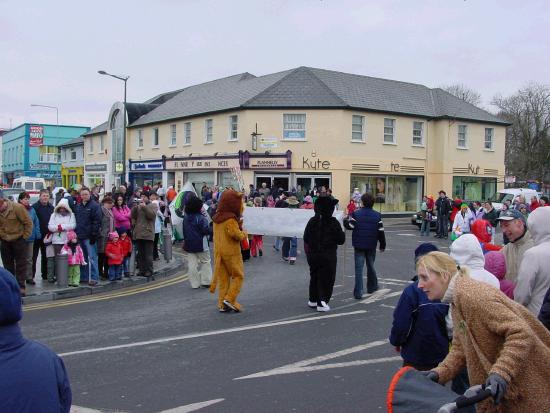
416, 251, 550, 412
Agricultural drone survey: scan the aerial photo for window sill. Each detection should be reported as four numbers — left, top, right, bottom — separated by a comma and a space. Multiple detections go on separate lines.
456, 146, 469, 150
281, 139, 307, 142
151, 146, 160, 150
227, 139, 239, 142
168, 145, 177, 148
183, 143, 191, 147
87, 152, 94, 156
204, 142, 214, 145
483, 148, 495, 152
136, 147, 144, 151
383, 142, 397, 146
412, 144, 425, 148
97, 152, 105, 155
350, 140, 366, 144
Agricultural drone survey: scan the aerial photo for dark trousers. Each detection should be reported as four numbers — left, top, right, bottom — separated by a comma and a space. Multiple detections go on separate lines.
354, 248, 378, 298
436, 213, 449, 237
32, 239, 48, 280
136, 239, 154, 276
307, 252, 337, 305
153, 233, 160, 260
1, 238, 28, 289
97, 253, 109, 279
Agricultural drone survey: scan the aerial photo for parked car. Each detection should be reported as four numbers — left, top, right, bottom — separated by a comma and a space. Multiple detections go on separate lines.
411, 211, 438, 229
1, 188, 40, 205
491, 188, 539, 211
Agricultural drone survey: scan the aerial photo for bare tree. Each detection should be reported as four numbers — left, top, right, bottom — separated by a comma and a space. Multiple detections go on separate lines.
441, 83, 482, 106
493, 83, 550, 183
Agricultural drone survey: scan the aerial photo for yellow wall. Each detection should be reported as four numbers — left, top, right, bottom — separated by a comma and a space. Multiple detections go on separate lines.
125, 108, 505, 207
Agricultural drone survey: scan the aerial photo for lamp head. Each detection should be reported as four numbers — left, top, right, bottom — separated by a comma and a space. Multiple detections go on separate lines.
98, 70, 107, 75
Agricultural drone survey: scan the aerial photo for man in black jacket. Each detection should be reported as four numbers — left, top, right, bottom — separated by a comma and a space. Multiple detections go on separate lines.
74, 187, 102, 285
32, 189, 54, 283
434, 190, 451, 239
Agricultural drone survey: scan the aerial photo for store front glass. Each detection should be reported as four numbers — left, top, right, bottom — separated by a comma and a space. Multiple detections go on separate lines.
350, 174, 423, 212
87, 174, 105, 187
131, 173, 163, 189
452, 176, 497, 202
218, 171, 240, 191
185, 172, 215, 193
296, 175, 332, 194
255, 174, 289, 192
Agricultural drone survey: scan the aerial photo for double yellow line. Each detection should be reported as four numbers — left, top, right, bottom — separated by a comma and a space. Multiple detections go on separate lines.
24, 274, 188, 312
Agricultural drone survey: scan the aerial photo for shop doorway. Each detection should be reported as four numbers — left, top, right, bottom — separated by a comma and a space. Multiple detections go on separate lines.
296, 175, 332, 195
255, 174, 290, 193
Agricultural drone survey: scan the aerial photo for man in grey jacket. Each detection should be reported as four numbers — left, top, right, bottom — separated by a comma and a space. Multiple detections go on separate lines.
498, 209, 533, 282
515, 207, 550, 315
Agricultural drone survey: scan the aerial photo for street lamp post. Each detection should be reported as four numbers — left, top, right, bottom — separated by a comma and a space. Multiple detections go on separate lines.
98, 70, 129, 185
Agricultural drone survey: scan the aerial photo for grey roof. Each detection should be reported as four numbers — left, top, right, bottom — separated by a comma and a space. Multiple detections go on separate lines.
108, 66, 507, 128
58, 136, 83, 148
126, 103, 159, 123
83, 121, 108, 136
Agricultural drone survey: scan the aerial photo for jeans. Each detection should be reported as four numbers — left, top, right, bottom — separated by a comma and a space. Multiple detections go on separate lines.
274, 237, 282, 251
420, 219, 430, 236
79, 239, 99, 283
123, 257, 129, 274
354, 248, 378, 298
108, 264, 123, 281
436, 213, 449, 238
282, 237, 298, 261
32, 239, 48, 280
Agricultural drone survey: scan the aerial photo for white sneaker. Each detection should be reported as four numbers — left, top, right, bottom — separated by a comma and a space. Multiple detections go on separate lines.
317, 301, 330, 312
308, 301, 317, 308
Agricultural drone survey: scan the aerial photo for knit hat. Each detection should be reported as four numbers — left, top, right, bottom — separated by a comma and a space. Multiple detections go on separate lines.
414, 243, 439, 262
109, 231, 119, 240
460, 203, 469, 209
66, 230, 77, 242
304, 195, 313, 203
484, 251, 506, 280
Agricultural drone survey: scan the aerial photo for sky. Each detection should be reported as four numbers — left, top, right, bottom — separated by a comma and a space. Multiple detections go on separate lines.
1, 0, 549, 130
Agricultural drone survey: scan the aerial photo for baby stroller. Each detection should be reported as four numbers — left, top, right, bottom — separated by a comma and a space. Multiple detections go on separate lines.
387, 367, 493, 413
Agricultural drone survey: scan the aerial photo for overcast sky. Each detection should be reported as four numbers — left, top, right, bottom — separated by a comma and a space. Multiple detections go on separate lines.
1, 0, 548, 130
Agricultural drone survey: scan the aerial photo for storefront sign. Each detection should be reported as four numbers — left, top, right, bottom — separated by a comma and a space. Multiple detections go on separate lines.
115, 162, 124, 173
259, 136, 278, 149
468, 163, 480, 175
29, 163, 49, 170
165, 158, 239, 170
29, 125, 44, 147
249, 157, 288, 169
302, 157, 330, 170
85, 164, 107, 172
130, 161, 164, 171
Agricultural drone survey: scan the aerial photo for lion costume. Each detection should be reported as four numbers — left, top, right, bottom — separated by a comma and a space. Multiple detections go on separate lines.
209, 189, 247, 312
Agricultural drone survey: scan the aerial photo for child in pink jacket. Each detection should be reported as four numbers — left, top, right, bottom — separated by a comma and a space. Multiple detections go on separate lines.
60, 230, 86, 287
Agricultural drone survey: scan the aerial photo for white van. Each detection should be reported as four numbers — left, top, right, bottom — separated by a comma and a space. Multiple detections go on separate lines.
12, 177, 46, 195
492, 188, 539, 211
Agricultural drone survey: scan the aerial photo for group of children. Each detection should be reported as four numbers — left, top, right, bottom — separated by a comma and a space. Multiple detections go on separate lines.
49, 229, 133, 286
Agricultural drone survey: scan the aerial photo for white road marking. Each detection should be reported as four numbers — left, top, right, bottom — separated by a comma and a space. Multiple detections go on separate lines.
158, 399, 225, 412
380, 278, 410, 284
71, 407, 107, 413
59, 310, 367, 358
235, 339, 400, 380
380, 304, 396, 309
360, 289, 402, 304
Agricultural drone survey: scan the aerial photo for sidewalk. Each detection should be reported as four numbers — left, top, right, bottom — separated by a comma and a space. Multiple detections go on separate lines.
6, 252, 186, 305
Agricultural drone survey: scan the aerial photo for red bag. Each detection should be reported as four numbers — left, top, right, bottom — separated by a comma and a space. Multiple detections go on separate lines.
241, 238, 250, 250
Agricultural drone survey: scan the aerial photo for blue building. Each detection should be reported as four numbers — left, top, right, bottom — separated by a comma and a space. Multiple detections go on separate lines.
2, 123, 90, 186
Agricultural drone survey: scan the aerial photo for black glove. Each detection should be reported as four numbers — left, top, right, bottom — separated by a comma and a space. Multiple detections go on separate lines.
89, 237, 96, 245
420, 370, 439, 383
486, 373, 507, 405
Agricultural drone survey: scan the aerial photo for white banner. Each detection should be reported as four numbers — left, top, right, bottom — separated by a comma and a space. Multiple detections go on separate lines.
243, 207, 344, 238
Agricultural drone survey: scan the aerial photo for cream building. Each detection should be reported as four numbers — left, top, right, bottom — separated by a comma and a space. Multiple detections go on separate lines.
84, 67, 508, 213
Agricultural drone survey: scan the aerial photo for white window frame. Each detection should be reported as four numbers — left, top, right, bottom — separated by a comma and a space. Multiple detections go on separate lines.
283, 113, 306, 141
88, 137, 94, 154
205, 119, 213, 144
351, 115, 365, 142
484, 128, 494, 150
383, 118, 396, 144
137, 129, 144, 149
457, 124, 468, 149
98, 135, 104, 153
170, 124, 177, 147
184, 122, 191, 145
152, 128, 159, 148
228, 115, 238, 141
412, 121, 424, 146
70, 149, 77, 160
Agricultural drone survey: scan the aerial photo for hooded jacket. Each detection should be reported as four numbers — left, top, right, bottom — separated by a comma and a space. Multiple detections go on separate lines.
451, 208, 474, 236
303, 197, 345, 254
515, 207, 550, 315
0, 267, 72, 412
450, 234, 500, 289
502, 228, 534, 282
47, 198, 76, 245
470, 219, 502, 254
0, 200, 33, 242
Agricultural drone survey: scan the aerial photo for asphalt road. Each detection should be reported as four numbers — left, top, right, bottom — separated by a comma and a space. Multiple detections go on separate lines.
21, 220, 454, 413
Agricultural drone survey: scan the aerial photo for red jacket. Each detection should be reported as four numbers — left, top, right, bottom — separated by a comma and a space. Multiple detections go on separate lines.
119, 236, 132, 257
105, 240, 124, 265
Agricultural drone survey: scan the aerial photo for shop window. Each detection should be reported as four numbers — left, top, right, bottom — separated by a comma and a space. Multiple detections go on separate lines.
152, 128, 159, 147
352, 115, 365, 142
412, 121, 424, 145
184, 122, 191, 145
453, 176, 496, 201
205, 119, 213, 144
350, 174, 423, 212
88, 138, 94, 154
170, 124, 177, 146
137, 130, 144, 148
39, 146, 59, 163
283, 114, 306, 140
458, 125, 468, 148
229, 115, 238, 141
484, 128, 494, 150
384, 118, 395, 144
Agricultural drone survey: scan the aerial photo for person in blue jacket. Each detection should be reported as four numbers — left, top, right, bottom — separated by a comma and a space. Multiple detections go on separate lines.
389, 243, 450, 370
0, 266, 72, 412
18, 192, 42, 286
